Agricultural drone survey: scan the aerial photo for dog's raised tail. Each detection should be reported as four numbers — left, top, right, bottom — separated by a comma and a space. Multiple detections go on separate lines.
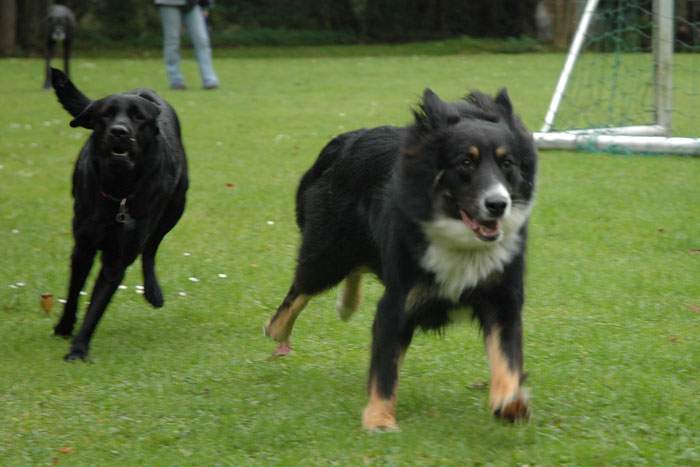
50, 68, 91, 118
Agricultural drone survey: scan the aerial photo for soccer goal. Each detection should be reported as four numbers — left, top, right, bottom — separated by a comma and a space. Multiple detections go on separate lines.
534, 0, 700, 155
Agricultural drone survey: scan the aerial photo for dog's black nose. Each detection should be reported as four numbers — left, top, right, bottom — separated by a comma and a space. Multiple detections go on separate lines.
484, 196, 508, 217
109, 125, 129, 138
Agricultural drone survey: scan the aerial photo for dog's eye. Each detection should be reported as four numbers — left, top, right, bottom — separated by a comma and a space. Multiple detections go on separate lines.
500, 159, 514, 169
461, 158, 473, 168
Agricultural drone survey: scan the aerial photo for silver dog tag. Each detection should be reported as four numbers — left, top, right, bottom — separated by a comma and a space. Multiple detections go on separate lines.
115, 198, 135, 229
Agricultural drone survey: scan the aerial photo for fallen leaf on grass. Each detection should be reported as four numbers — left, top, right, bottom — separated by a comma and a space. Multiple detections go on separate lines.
668, 335, 680, 343
41, 293, 54, 314
224, 183, 236, 189
688, 304, 700, 314
57, 447, 73, 454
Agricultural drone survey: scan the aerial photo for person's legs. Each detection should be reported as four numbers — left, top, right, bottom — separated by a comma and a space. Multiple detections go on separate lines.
159, 6, 185, 88
183, 5, 219, 88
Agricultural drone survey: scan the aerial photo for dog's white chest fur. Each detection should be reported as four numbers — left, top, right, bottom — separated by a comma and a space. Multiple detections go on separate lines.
420, 206, 530, 302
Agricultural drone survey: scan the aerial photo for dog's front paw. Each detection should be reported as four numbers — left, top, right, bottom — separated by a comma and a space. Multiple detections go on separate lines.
362, 402, 399, 432
64, 349, 88, 362
144, 283, 164, 308
492, 389, 530, 422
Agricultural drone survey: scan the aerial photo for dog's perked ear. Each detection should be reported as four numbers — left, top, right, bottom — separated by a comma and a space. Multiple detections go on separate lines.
51, 68, 91, 119
413, 88, 460, 132
495, 88, 514, 118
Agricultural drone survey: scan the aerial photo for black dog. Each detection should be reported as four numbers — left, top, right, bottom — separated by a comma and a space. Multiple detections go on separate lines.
43, 5, 76, 89
50, 68, 189, 361
265, 88, 537, 430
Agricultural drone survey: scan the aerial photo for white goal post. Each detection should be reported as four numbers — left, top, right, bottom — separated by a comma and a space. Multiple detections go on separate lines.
533, 0, 700, 155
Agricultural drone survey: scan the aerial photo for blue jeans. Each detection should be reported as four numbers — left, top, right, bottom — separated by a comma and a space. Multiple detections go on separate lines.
159, 5, 219, 88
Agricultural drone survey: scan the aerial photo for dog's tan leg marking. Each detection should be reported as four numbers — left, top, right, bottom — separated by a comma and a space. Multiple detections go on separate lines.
362, 379, 398, 432
336, 270, 363, 321
362, 349, 405, 431
264, 294, 309, 343
486, 326, 529, 421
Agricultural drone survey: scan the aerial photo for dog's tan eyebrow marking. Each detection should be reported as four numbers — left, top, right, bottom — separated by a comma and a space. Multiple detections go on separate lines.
402, 147, 419, 157
468, 146, 480, 159
495, 147, 507, 157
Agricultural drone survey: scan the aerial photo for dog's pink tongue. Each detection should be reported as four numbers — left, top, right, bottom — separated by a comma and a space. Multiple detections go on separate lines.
479, 222, 500, 237
460, 210, 501, 238
460, 210, 480, 232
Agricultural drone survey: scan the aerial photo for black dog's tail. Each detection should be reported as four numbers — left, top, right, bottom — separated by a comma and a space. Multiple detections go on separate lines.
295, 134, 351, 229
51, 68, 91, 118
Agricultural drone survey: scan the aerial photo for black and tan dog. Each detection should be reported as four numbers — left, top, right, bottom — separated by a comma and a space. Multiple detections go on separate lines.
265, 88, 537, 430
43, 5, 76, 90
51, 68, 189, 361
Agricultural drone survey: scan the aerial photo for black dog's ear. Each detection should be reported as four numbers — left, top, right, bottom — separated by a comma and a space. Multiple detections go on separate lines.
69, 100, 99, 129
51, 68, 92, 119
495, 88, 513, 118
138, 97, 162, 120
135, 95, 162, 134
414, 88, 460, 131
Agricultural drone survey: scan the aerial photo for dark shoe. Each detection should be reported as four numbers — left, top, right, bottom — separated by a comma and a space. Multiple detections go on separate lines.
203, 83, 219, 90
170, 83, 187, 90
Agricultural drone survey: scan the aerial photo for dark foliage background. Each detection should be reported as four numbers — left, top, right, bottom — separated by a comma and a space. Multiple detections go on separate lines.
2, 0, 538, 53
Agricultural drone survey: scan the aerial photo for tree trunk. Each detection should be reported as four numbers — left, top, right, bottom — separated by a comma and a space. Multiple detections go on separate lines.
312, 0, 359, 31
16, 0, 49, 53
546, 0, 578, 49
0, 0, 17, 55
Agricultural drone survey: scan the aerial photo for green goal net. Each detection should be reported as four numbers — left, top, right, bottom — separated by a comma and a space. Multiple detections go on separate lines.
534, 0, 700, 155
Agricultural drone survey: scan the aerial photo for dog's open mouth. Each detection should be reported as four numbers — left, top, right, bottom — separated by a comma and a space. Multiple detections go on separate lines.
459, 210, 501, 241
107, 145, 135, 170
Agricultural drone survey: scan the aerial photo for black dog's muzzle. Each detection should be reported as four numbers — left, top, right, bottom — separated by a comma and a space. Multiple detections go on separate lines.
105, 124, 136, 170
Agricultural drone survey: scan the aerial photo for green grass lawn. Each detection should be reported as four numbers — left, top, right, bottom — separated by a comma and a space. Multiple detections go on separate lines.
1, 51, 699, 466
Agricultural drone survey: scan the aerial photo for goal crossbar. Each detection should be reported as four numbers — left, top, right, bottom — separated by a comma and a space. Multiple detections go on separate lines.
534, 0, 700, 156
